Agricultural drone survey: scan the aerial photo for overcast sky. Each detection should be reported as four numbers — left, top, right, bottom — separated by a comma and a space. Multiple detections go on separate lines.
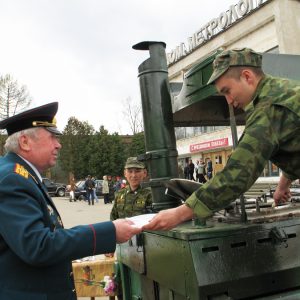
0, 0, 235, 134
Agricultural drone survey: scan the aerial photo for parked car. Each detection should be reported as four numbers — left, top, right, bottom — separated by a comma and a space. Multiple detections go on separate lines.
74, 179, 104, 200
42, 178, 66, 197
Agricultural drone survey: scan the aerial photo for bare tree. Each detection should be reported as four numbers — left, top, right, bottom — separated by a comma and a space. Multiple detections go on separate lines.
122, 97, 143, 134
0, 74, 32, 120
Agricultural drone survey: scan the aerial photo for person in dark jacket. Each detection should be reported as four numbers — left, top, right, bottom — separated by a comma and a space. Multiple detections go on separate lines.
206, 157, 213, 180
188, 159, 195, 181
0, 102, 141, 300
84, 175, 95, 205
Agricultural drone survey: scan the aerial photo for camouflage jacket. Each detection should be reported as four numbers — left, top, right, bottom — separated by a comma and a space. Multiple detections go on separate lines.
186, 75, 300, 217
110, 185, 152, 220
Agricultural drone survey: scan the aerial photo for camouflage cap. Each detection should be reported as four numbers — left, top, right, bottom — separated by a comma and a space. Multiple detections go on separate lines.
125, 157, 145, 169
207, 48, 262, 85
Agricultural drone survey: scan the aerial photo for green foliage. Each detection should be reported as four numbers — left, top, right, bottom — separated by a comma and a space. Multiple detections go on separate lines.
59, 117, 95, 179
0, 116, 146, 182
59, 119, 130, 180
127, 132, 145, 157
89, 126, 126, 177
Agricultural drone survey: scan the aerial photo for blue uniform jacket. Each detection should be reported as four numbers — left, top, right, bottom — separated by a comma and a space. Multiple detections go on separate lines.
0, 152, 116, 300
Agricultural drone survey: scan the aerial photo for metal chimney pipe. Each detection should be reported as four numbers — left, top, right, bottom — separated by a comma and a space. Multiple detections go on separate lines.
133, 41, 181, 211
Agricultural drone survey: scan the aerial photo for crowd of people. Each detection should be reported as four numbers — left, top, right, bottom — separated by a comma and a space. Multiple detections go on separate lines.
68, 174, 127, 204
182, 157, 213, 182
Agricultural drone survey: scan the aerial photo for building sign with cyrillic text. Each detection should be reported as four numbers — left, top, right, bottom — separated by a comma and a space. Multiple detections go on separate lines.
167, 0, 269, 65
190, 138, 229, 152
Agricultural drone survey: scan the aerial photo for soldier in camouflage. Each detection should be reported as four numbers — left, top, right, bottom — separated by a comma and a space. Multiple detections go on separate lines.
143, 47, 300, 231
110, 157, 152, 221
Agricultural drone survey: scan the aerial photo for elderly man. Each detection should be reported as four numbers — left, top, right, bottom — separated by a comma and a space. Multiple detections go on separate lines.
110, 157, 152, 220
143, 47, 300, 231
0, 102, 141, 300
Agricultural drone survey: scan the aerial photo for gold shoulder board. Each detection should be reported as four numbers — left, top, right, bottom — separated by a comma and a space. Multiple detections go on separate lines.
14, 163, 29, 179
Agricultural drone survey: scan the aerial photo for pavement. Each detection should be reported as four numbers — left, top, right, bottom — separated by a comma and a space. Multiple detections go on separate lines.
53, 196, 114, 300
53, 196, 113, 228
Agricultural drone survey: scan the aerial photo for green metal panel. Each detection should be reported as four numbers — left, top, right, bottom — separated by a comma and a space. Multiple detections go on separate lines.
118, 263, 142, 300
145, 232, 197, 298
188, 220, 300, 299
116, 235, 145, 274
118, 216, 300, 299
171, 50, 245, 127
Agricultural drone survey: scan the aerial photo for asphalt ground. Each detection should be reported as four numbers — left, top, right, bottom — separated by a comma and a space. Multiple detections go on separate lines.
53, 196, 113, 228
53, 196, 114, 300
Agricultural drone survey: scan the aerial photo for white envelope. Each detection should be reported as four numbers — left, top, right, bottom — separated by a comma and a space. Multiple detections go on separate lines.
126, 213, 157, 228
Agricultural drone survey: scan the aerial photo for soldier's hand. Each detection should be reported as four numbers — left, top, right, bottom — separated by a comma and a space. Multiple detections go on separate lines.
113, 219, 142, 243
142, 205, 194, 231
273, 187, 291, 206
273, 175, 292, 206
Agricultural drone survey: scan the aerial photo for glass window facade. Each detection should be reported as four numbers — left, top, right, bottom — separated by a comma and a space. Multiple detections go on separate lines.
175, 126, 228, 140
